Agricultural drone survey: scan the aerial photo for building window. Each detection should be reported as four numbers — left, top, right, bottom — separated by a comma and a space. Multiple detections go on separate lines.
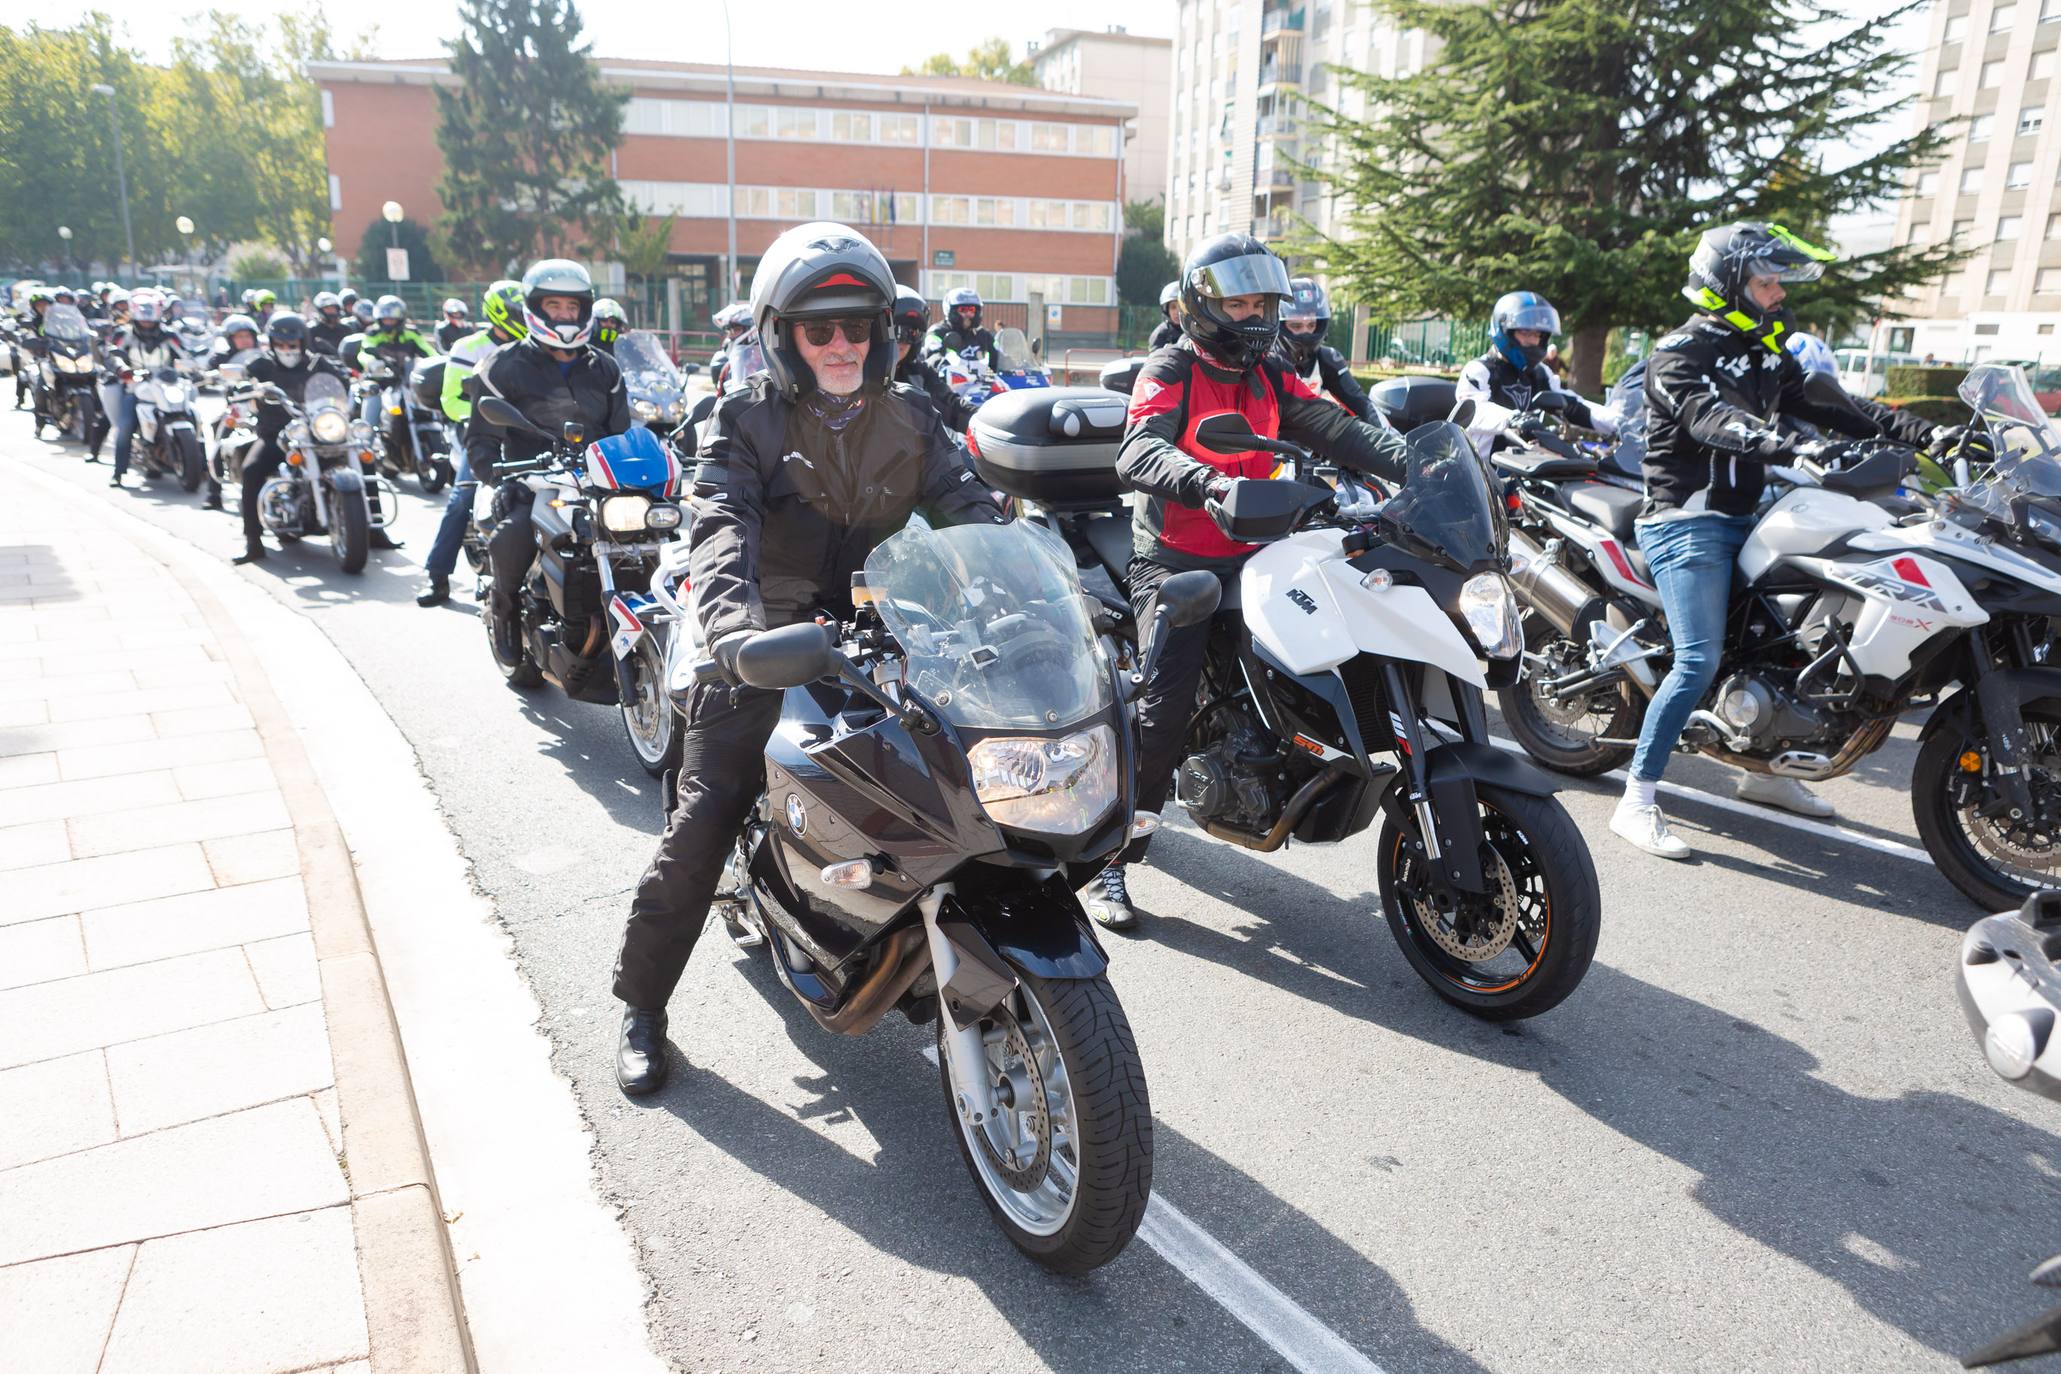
2023, 108, 2047, 136
2040, 268, 2061, 292
831, 111, 872, 142
2035, 49, 2057, 79
1030, 122, 1071, 153
1982, 58, 2007, 87
2000, 214, 2025, 239
1909, 221, 1933, 244
1976, 321, 2003, 334
2048, 212, 2061, 237
774, 108, 817, 140
932, 117, 973, 148
1954, 217, 1977, 242
1971, 113, 1995, 141
1071, 202, 1114, 232
320, 89, 334, 128
1945, 13, 1970, 40
328, 174, 341, 212
1962, 166, 1985, 194
1919, 169, 1941, 196
1993, 3, 2019, 30
931, 194, 971, 225
2047, 0, 2061, 19
2009, 160, 2035, 188
975, 197, 1017, 227
1936, 69, 1957, 98
1988, 268, 2013, 294
732, 105, 770, 138
977, 120, 1020, 152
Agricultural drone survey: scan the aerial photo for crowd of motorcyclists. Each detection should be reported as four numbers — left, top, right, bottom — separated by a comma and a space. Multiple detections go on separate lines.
6, 214, 2046, 1116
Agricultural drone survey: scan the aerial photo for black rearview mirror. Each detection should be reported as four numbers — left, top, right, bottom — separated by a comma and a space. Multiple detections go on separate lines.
1194, 411, 1260, 455
475, 395, 529, 431
735, 622, 836, 691
1534, 390, 1570, 414
1449, 398, 1477, 429
1157, 569, 1223, 628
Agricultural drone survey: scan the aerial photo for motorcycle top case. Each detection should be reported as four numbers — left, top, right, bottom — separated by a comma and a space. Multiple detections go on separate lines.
582, 427, 684, 497
410, 355, 447, 411
968, 385, 1127, 509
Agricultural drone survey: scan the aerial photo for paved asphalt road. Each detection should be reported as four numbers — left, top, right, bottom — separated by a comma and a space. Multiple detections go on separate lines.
13, 413, 2061, 1374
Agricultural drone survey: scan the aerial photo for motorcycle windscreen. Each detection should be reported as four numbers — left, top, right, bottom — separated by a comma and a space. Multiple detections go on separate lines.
615, 331, 682, 392
301, 371, 353, 447
44, 304, 89, 343
1378, 419, 1507, 572
993, 327, 1040, 374
1962, 364, 2061, 477
864, 518, 1111, 732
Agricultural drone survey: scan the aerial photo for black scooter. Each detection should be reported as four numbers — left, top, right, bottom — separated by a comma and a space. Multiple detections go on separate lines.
686, 516, 1218, 1272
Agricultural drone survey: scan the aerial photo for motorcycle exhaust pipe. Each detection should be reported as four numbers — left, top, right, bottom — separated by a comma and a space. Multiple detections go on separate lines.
1507, 526, 1603, 639
806, 924, 931, 1036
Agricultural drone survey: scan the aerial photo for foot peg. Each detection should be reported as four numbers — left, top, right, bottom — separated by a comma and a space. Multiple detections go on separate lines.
715, 900, 762, 949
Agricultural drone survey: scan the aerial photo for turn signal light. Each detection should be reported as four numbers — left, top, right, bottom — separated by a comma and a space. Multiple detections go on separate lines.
818, 859, 874, 889
285, 451, 304, 466
1960, 751, 1984, 773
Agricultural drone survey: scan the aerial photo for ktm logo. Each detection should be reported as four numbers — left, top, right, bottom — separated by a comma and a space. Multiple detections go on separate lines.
1286, 588, 1319, 615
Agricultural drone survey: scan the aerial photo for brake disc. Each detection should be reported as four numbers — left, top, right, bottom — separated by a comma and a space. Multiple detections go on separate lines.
1416, 846, 1520, 962
974, 1010, 1051, 1193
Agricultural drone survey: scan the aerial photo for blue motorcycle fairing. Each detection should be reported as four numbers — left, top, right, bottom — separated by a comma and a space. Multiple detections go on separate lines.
583, 426, 683, 496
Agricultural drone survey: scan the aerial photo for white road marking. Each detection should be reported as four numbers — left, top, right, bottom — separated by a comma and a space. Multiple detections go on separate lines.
921, 1045, 1390, 1373
1488, 737, 1933, 864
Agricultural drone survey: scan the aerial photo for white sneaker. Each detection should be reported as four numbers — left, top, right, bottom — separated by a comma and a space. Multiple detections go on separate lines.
1735, 772, 1835, 818
1611, 801, 1692, 860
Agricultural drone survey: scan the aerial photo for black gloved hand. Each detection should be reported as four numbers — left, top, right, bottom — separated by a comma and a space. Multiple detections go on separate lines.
712, 631, 750, 689
1931, 424, 1997, 466
1202, 475, 1236, 508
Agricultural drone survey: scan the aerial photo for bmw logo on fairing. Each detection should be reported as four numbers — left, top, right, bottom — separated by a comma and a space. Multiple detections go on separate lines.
786, 793, 808, 836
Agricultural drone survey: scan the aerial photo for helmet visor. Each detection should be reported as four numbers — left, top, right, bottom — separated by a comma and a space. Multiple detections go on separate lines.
1502, 300, 1561, 335
1189, 252, 1293, 302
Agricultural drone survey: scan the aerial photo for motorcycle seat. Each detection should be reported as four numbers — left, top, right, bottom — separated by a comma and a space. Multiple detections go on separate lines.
1079, 512, 1134, 582
1564, 482, 1643, 541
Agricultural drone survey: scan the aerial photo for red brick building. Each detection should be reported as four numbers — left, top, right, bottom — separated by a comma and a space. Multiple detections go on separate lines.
311, 58, 1138, 338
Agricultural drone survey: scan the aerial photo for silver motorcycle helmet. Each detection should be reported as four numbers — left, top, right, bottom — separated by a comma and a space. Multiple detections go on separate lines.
748, 221, 895, 399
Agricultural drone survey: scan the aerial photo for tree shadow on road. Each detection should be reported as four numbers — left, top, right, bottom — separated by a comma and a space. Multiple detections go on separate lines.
1139, 826, 2061, 1360
627, 948, 1489, 1374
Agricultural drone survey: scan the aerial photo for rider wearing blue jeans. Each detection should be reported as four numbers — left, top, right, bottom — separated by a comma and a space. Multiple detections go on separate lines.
1616, 222, 1950, 859
417, 282, 525, 607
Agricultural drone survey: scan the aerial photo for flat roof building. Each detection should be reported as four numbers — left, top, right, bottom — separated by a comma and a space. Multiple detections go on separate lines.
312, 58, 1135, 338
1030, 27, 1174, 207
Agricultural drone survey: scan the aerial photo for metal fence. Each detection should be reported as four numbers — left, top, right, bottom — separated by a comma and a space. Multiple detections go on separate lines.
1364, 319, 1490, 370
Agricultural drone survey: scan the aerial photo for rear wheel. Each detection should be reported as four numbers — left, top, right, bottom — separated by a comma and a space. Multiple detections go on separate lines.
619, 635, 681, 776
1496, 616, 1640, 776
176, 431, 204, 492
416, 447, 450, 495
327, 484, 369, 574
940, 967, 1151, 1274
1378, 782, 1601, 1019
1915, 698, 2061, 911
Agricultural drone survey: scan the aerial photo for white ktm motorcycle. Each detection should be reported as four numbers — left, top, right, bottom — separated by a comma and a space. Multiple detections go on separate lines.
1500, 363, 2061, 910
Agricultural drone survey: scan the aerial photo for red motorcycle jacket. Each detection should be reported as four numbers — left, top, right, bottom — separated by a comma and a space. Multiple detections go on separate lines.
1118, 340, 1406, 568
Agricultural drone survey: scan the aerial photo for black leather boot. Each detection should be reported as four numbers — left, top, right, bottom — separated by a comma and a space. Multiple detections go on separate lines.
232, 538, 267, 565
415, 574, 450, 607
616, 1007, 669, 1096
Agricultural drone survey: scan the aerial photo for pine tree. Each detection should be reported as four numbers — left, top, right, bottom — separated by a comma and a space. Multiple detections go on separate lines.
434, 0, 626, 276
1294, 0, 1963, 392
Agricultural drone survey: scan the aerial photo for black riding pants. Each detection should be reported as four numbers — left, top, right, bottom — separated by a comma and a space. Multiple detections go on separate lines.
1124, 553, 1245, 862
240, 440, 285, 541
485, 481, 536, 615
613, 680, 782, 1009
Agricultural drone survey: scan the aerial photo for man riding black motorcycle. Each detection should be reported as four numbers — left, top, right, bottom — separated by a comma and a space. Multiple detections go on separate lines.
435, 298, 471, 352
591, 298, 626, 356
1273, 277, 1374, 421
468, 260, 632, 644
1611, 222, 1971, 858
416, 280, 527, 608
103, 290, 185, 489
890, 284, 976, 432
1457, 291, 1616, 436
15, 287, 51, 414
924, 285, 999, 371
309, 292, 352, 356
609, 221, 1002, 1097
707, 301, 750, 391
1147, 280, 1181, 351
1096, 234, 1409, 931
229, 312, 350, 565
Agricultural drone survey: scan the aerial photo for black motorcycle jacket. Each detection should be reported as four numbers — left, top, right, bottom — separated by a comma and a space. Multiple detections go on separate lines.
1274, 340, 1375, 422
1642, 316, 1935, 518
309, 318, 353, 356
1147, 318, 1181, 352
466, 340, 632, 481
688, 376, 1002, 646
1457, 350, 1606, 431
926, 324, 999, 371
436, 320, 470, 352
246, 354, 350, 443
1119, 342, 1407, 569
893, 352, 977, 432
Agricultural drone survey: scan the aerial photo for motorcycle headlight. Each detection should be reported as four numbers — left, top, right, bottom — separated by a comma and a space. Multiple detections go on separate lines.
599, 494, 653, 533
632, 398, 659, 421
350, 419, 374, 443
644, 503, 683, 531
666, 400, 685, 420
311, 411, 350, 444
2023, 503, 2061, 551
56, 353, 87, 374
1458, 572, 1523, 660
968, 724, 1117, 835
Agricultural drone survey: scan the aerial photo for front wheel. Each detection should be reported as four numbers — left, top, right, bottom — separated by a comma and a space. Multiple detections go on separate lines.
1378, 781, 1601, 1020
1914, 698, 2061, 910
176, 430, 204, 492
327, 485, 370, 574
940, 969, 1150, 1274
619, 635, 681, 776
416, 447, 450, 495
1495, 616, 1641, 776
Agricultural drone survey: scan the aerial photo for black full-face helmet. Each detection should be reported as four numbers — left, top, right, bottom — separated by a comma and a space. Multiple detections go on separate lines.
748, 221, 896, 398
1178, 234, 1293, 371
1281, 277, 1332, 370
1682, 221, 1836, 354
266, 311, 310, 367
890, 284, 930, 346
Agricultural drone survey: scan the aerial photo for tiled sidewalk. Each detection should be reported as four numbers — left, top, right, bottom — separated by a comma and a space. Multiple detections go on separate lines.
0, 516, 431, 1371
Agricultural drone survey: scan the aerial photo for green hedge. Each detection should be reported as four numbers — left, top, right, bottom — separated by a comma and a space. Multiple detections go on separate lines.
1885, 366, 1967, 399
1881, 395, 1970, 427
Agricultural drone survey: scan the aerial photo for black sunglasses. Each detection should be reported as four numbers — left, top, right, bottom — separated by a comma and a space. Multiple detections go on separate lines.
798, 318, 871, 346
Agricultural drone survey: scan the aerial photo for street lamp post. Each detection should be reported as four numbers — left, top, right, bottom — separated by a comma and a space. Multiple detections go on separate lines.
174, 216, 194, 296
89, 84, 136, 278
56, 225, 72, 275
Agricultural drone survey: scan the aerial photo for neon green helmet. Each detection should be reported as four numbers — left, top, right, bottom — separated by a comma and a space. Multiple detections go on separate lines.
252, 288, 277, 308
1681, 221, 1836, 354
592, 297, 626, 346
480, 279, 526, 340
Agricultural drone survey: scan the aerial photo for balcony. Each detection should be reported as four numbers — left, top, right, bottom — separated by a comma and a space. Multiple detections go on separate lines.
1262, 7, 1306, 39
1256, 114, 1299, 139
1258, 61, 1303, 89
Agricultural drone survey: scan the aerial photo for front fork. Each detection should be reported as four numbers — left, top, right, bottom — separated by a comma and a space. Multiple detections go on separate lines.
592, 546, 641, 703
1381, 663, 1492, 899
922, 886, 1001, 1130
1970, 636, 2040, 821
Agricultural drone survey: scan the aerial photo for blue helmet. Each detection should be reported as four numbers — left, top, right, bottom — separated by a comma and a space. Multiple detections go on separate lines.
1490, 291, 1560, 371
1785, 331, 1837, 379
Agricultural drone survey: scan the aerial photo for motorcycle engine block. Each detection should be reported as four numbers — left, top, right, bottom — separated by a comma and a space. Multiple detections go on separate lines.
256, 477, 305, 534
1177, 711, 1290, 836
1710, 671, 1834, 752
